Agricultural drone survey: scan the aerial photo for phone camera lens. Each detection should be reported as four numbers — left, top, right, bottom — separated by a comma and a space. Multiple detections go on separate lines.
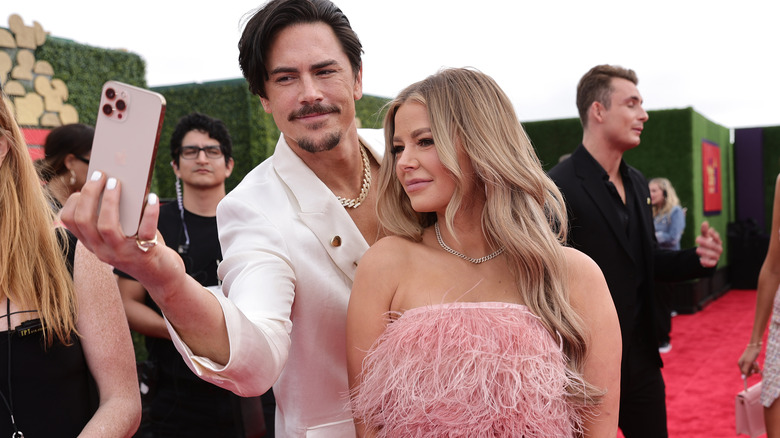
116, 100, 127, 111
105, 88, 116, 99
102, 104, 113, 116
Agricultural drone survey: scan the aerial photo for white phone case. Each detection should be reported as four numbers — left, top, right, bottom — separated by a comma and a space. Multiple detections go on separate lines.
88, 81, 166, 236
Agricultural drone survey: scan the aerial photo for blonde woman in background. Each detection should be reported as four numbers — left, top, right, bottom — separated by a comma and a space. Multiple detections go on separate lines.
649, 177, 686, 250
0, 95, 140, 437
739, 174, 780, 437
346, 68, 621, 437
649, 177, 687, 353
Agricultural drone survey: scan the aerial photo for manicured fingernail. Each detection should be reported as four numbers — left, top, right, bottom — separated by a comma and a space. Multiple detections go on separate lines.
147, 193, 158, 205
106, 178, 117, 190
90, 170, 102, 181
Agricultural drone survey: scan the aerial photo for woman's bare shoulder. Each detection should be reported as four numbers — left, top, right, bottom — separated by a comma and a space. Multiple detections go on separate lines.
363, 235, 419, 263
561, 246, 611, 305
562, 246, 601, 278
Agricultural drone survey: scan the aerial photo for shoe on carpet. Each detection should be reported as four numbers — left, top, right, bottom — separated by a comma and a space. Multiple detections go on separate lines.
659, 342, 672, 354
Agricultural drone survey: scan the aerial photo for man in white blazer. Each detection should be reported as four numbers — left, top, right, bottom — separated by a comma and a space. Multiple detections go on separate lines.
62, 0, 386, 436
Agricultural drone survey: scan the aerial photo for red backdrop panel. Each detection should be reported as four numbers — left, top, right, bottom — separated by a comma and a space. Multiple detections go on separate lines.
702, 139, 722, 215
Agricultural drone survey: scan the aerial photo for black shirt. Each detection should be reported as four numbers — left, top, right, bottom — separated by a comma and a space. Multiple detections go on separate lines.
585, 150, 649, 329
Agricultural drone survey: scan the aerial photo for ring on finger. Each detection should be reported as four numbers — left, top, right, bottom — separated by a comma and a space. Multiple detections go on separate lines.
135, 234, 158, 253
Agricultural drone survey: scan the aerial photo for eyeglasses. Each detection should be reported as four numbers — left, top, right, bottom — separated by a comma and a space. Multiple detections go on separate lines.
75, 155, 90, 165
179, 145, 223, 160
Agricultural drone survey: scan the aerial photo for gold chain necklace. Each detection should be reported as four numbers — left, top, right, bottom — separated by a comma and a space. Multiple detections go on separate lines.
337, 144, 371, 209
434, 222, 505, 264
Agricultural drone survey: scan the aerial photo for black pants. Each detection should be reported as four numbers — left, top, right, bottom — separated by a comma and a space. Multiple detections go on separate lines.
135, 368, 245, 438
654, 282, 674, 345
618, 341, 668, 438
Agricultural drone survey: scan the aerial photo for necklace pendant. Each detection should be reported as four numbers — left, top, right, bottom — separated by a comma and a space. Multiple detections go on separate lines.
13, 431, 23, 438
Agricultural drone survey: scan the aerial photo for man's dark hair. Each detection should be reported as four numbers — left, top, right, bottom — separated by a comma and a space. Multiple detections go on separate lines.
170, 112, 233, 165
576, 64, 638, 128
238, 0, 363, 98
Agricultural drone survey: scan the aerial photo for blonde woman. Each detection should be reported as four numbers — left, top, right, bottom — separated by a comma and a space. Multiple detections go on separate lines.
346, 68, 621, 437
0, 96, 140, 437
649, 177, 685, 250
649, 177, 687, 352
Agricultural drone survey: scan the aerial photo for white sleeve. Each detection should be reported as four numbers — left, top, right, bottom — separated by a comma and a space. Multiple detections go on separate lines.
168, 192, 295, 397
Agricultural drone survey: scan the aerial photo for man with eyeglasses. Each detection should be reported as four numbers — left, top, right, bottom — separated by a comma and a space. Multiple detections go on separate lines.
116, 112, 273, 437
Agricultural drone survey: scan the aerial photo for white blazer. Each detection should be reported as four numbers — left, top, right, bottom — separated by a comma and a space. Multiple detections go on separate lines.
168, 129, 385, 437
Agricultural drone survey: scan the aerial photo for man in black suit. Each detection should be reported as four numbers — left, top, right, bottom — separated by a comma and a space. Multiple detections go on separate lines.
548, 64, 723, 438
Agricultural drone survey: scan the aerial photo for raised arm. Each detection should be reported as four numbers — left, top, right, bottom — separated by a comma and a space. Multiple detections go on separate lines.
564, 247, 622, 437
72, 241, 141, 437
739, 174, 780, 376
61, 172, 230, 363
117, 276, 170, 340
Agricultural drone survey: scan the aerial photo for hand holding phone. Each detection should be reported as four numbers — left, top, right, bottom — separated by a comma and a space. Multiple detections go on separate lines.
87, 81, 166, 236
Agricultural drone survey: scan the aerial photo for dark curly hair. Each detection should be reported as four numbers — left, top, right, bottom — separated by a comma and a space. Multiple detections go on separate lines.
170, 112, 233, 165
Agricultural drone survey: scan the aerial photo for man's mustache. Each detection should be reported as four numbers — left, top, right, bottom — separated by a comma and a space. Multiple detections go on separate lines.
289, 103, 340, 121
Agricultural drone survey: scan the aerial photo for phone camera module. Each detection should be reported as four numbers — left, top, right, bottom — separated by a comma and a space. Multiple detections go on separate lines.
101, 85, 130, 121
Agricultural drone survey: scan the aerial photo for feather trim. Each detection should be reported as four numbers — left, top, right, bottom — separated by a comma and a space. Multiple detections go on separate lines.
351, 302, 580, 437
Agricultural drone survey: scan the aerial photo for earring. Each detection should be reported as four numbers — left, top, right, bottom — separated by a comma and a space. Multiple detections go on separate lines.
69, 169, 76, 186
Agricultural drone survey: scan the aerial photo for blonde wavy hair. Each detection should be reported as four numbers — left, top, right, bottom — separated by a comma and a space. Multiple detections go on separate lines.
0, 95, 78, 346
377, 68, 601, 405
650, 177, 681, 217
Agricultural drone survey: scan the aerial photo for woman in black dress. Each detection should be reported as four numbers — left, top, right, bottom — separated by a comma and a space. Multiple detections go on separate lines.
0, 93, 141, 436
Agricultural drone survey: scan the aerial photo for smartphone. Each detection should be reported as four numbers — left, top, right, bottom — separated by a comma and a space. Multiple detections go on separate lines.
88, 81, 166, 236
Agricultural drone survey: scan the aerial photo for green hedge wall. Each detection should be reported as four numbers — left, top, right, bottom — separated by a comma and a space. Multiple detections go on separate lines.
35, 36, 148, 127
689, 110, 733, 261
356, 94, 390, 129
522, 117, 583, 170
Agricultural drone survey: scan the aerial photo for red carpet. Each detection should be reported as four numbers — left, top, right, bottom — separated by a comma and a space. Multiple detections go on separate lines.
618, 288, 767, 437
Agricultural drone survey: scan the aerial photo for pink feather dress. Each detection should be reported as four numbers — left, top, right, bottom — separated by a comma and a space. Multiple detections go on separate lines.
351, 301, 581, 437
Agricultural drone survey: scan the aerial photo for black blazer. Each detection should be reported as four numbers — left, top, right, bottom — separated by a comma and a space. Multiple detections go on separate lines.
548, 145, 712, 365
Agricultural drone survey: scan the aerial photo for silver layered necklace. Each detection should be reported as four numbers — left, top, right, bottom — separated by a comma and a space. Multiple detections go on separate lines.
434, 222, 505, 264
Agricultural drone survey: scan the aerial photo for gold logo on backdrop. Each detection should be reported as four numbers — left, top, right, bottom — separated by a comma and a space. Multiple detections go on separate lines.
1, 14, 79, 128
